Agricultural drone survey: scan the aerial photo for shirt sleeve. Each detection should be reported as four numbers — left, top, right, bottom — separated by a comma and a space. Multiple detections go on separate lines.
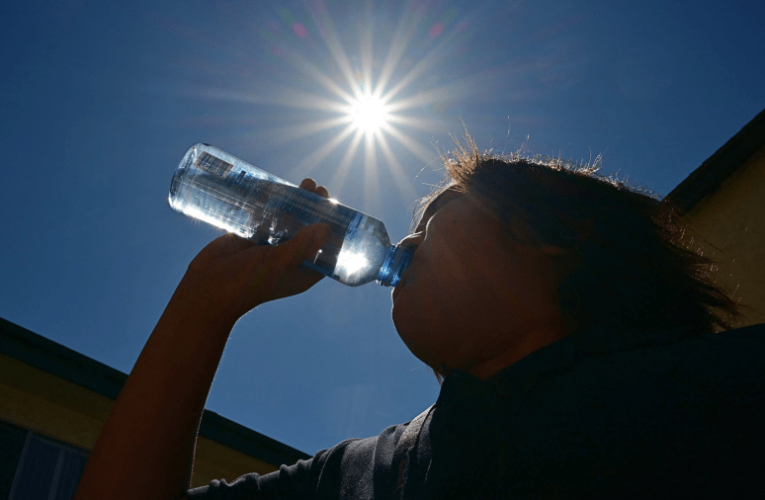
186, 451, 327, 500
186, 426, 401, 500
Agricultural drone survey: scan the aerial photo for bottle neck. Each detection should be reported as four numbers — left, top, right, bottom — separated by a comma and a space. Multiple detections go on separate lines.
377, 244, 414, 287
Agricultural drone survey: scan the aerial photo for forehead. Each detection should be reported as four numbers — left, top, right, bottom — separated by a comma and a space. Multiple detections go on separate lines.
415, 187, 467, 231
415, 187, 515, 245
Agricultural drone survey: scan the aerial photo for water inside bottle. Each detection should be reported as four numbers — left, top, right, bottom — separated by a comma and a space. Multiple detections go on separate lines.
169, 144, 410, 286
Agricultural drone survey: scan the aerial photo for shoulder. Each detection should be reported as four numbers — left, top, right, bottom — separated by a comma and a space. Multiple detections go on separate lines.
564, 323, 765, 393
474, 324, 765, 497
321, 420, 409, 474
529, 323, 765, 416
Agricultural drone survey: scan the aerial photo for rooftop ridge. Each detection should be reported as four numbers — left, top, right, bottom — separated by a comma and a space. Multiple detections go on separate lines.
0, 316, 310, 466
666, 107, 765, 212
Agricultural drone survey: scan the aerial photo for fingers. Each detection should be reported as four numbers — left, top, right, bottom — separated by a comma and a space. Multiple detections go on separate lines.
284, 223, 331, 267
244, 223, 329, 270
299, 178, 317, 191
315, 186, 329, 198
220, 222, 331, 311
299, 178, 330, 199
215, 232, 254, 252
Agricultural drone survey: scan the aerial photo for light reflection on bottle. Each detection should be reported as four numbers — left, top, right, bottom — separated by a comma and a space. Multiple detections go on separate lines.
169, 143, 412, 287
335, 250, 371, 282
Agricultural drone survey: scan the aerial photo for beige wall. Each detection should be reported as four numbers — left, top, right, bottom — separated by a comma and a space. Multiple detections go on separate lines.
684, 145, 765, 328
0, 353, 277, 488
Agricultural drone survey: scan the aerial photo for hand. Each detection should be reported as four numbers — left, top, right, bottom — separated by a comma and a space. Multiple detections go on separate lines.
173, 179, 332, 327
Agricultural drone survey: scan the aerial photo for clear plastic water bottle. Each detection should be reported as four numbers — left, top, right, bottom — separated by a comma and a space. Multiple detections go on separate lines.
169, 143, 413, 287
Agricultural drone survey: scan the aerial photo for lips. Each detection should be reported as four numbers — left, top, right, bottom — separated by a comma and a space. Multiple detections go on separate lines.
397, 256, 415, 286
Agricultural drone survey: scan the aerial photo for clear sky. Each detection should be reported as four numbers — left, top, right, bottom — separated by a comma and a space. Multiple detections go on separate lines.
1, 0, 763, 456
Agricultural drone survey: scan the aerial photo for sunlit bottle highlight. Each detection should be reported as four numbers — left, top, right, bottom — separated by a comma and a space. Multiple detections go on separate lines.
168, 143, 413, 287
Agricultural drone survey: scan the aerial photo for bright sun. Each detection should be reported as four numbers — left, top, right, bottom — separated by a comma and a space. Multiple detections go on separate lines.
348, 95, 390, 134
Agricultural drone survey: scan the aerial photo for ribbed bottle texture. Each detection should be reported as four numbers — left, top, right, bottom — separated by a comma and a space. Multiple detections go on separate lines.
169, 143, 412, 287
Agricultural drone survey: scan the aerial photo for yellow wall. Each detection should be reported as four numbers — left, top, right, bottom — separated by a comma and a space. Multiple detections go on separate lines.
0, 353, 277, 488
684, 145, 765, 328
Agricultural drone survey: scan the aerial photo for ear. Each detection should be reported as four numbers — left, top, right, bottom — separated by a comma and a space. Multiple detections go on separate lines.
539, 244, 581, 279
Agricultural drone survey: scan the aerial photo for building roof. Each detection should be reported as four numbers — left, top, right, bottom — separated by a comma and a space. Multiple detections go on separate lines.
666, 107, 765, 212
0, 316, 310, 466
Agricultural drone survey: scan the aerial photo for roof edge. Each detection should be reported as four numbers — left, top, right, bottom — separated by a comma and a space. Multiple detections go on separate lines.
666, 107, 765, 212
0, 316, 310, 464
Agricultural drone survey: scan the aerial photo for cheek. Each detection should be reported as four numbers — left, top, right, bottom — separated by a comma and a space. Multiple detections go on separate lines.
429, 241, 488, 302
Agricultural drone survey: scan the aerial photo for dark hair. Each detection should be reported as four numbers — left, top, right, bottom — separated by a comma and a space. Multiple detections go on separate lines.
415, 136, 740, 336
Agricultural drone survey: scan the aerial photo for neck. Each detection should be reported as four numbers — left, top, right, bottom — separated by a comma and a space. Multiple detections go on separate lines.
467, 319, 571, 380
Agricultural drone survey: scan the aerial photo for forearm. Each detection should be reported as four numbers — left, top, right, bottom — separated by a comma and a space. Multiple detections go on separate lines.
76, 278, 236, 500
75, 213, 328, 500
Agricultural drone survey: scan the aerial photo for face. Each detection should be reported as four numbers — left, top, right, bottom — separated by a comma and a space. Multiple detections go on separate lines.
391, 189, 568, 378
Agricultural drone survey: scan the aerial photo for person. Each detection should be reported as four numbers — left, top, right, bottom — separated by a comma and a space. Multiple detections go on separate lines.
75, 138, 764, 500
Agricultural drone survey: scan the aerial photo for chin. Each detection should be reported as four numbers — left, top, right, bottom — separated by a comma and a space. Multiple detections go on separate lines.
390, 299, 405, 335
391, 310, 432, 365
391, 300, 413, 343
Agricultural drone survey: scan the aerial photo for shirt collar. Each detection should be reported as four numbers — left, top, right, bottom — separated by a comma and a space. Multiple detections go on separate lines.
437, 324, 689, 405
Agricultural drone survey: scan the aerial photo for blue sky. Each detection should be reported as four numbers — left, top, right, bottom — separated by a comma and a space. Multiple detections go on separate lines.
1, 0, 763, 455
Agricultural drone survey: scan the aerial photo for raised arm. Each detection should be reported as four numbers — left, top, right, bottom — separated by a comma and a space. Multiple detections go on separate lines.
75, 180, 330, 500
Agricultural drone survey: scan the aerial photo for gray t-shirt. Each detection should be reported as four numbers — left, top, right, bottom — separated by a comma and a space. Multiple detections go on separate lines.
188, 323, 765, 499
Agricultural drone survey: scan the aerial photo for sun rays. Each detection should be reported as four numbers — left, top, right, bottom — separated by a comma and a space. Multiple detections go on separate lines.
266, 8, 474, 207
255, 2, 473, 205
174, 2, 480, 209
161, 0, 595, 213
